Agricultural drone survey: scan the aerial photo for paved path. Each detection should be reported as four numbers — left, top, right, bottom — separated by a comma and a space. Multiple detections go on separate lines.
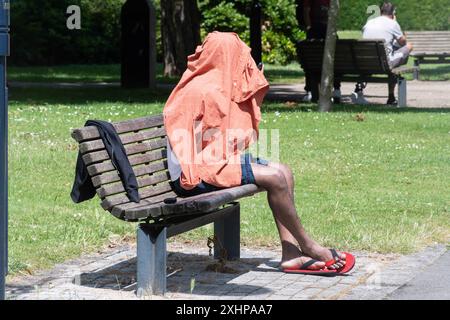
5, 243, 448, 300
387, 250, 450, 300
266, 82, 450, 108
9, 80, 450, 109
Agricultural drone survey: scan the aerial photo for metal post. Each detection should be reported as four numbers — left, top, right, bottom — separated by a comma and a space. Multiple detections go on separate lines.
250, 1, 262, 65
0, 0, 10, 301
397, 76, 407, 108
136, 224, 167, 297
214, 203, 240, 260
413, 59, 420, 81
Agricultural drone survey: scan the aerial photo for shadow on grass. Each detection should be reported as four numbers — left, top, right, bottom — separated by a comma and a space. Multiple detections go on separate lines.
9, 86, 172, 105
265, 67, 304, 82
262, 102, 450, 114
10, 86, 450, 114
8, 63, 181, 85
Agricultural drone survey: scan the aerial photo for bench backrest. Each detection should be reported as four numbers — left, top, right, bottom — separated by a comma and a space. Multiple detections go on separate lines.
71, 115, 177, 219
297, 39, 391, 75
407, 31, 450, 56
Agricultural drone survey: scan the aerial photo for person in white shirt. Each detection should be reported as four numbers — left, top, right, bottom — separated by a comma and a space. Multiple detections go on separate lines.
353, 2, 414, 105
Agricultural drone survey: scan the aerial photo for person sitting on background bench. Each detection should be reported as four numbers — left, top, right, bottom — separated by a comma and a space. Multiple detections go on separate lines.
353, 2, 414, 105
164, 31, 355, 274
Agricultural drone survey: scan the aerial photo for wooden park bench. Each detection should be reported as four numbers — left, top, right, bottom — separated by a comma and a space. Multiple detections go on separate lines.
71, 114, 263, 296
406, 31, 450, 80
296, 39, 418, 107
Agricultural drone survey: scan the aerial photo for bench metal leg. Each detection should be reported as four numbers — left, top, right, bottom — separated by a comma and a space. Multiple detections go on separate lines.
214, 203, 240, 260
413, 60, 420, 80
397, 77, 407, 108
136, 224, 167, 297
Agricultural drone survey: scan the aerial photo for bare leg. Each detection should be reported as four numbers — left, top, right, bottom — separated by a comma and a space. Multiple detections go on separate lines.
252, 163, 345, 269
267, 163, 302, 263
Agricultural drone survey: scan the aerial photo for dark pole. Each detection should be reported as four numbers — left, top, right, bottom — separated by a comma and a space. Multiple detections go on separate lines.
121, 0, 156, 89
250, 0, 262, 65
318, 0, 339, 112
0, 0, 10, 301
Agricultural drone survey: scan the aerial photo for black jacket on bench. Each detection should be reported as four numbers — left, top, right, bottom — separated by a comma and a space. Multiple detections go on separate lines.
71, 120, 140, 204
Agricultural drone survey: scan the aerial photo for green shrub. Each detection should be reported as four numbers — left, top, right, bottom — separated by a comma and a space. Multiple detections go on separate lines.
10, 0, 449, 66
11, 0, 125, 66
200, 1, 249, 41
199, 0, 305, 65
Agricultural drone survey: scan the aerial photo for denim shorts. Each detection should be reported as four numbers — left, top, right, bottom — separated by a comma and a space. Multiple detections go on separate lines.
170, 153, 269, 197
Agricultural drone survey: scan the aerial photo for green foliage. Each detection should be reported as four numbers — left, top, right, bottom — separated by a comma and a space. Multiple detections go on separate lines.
339, 0, 450, 31
10, 0, 449, 66
260, 0, 304, 64
199, 0, 305, 65
200, 1, 249, 41
11, 0, 125, 66
262, 29, 297, 65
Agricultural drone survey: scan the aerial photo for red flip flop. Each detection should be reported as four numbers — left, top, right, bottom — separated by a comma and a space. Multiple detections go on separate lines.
325, 249, 356, 274
283, 259, 338, 275
282, 249, 356, 275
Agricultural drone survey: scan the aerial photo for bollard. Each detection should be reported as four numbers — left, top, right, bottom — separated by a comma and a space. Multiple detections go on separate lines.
250, 1, 262, 66
0, 0, 10, 301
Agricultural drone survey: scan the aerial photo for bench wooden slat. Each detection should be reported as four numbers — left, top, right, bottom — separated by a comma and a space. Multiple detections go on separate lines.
71, 114, 164, 143
97, 171, 171, 198
298, 39, 391, 75
91, 160, 167, 187
79, 127, 165, 154
297, 39, 421, 78
123, 184, 262, 221
110, 191, 178, 220
79, 130, 166, 154
72, 114, 266, 222
82, 138, 166, 165
87, 149, 166, 176
101, 183, 172, 210
406, 31, 450, 60
412, 45, 450, 49
412, 52, 450, 57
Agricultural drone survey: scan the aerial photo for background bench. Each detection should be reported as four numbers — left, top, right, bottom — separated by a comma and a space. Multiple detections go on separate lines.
296, 39, 418, 107
407, 31, 450, 80
71, 114, 263, 296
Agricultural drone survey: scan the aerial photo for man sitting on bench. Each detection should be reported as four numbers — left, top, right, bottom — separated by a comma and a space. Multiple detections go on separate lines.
354, 2, 414, 105
164, 31, 355, 274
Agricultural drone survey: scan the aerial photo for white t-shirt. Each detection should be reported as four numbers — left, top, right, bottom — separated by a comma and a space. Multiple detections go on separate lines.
362, 16, 404, 59
167, 141, 182, 181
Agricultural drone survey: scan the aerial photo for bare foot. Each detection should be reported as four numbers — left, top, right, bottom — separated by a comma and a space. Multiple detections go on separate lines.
302, 243, 347, 270
280, 241, 325, 270
280, 255, 326, 270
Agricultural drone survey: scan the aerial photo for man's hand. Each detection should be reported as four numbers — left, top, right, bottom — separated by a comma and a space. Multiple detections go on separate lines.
397, 35, 407, 46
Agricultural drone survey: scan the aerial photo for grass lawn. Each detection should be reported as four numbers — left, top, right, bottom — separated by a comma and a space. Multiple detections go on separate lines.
8, 64, 178, 85
8, 62, 304, 85
7, 86, 450, 275
10, 34, 450, 85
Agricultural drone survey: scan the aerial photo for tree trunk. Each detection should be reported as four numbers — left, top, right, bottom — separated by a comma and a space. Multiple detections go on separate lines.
160, 0, 201, 77
318, 0, 340, 112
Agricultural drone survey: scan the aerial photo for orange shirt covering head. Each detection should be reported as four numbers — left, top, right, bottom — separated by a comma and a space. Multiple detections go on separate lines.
163, 31, 270, 190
